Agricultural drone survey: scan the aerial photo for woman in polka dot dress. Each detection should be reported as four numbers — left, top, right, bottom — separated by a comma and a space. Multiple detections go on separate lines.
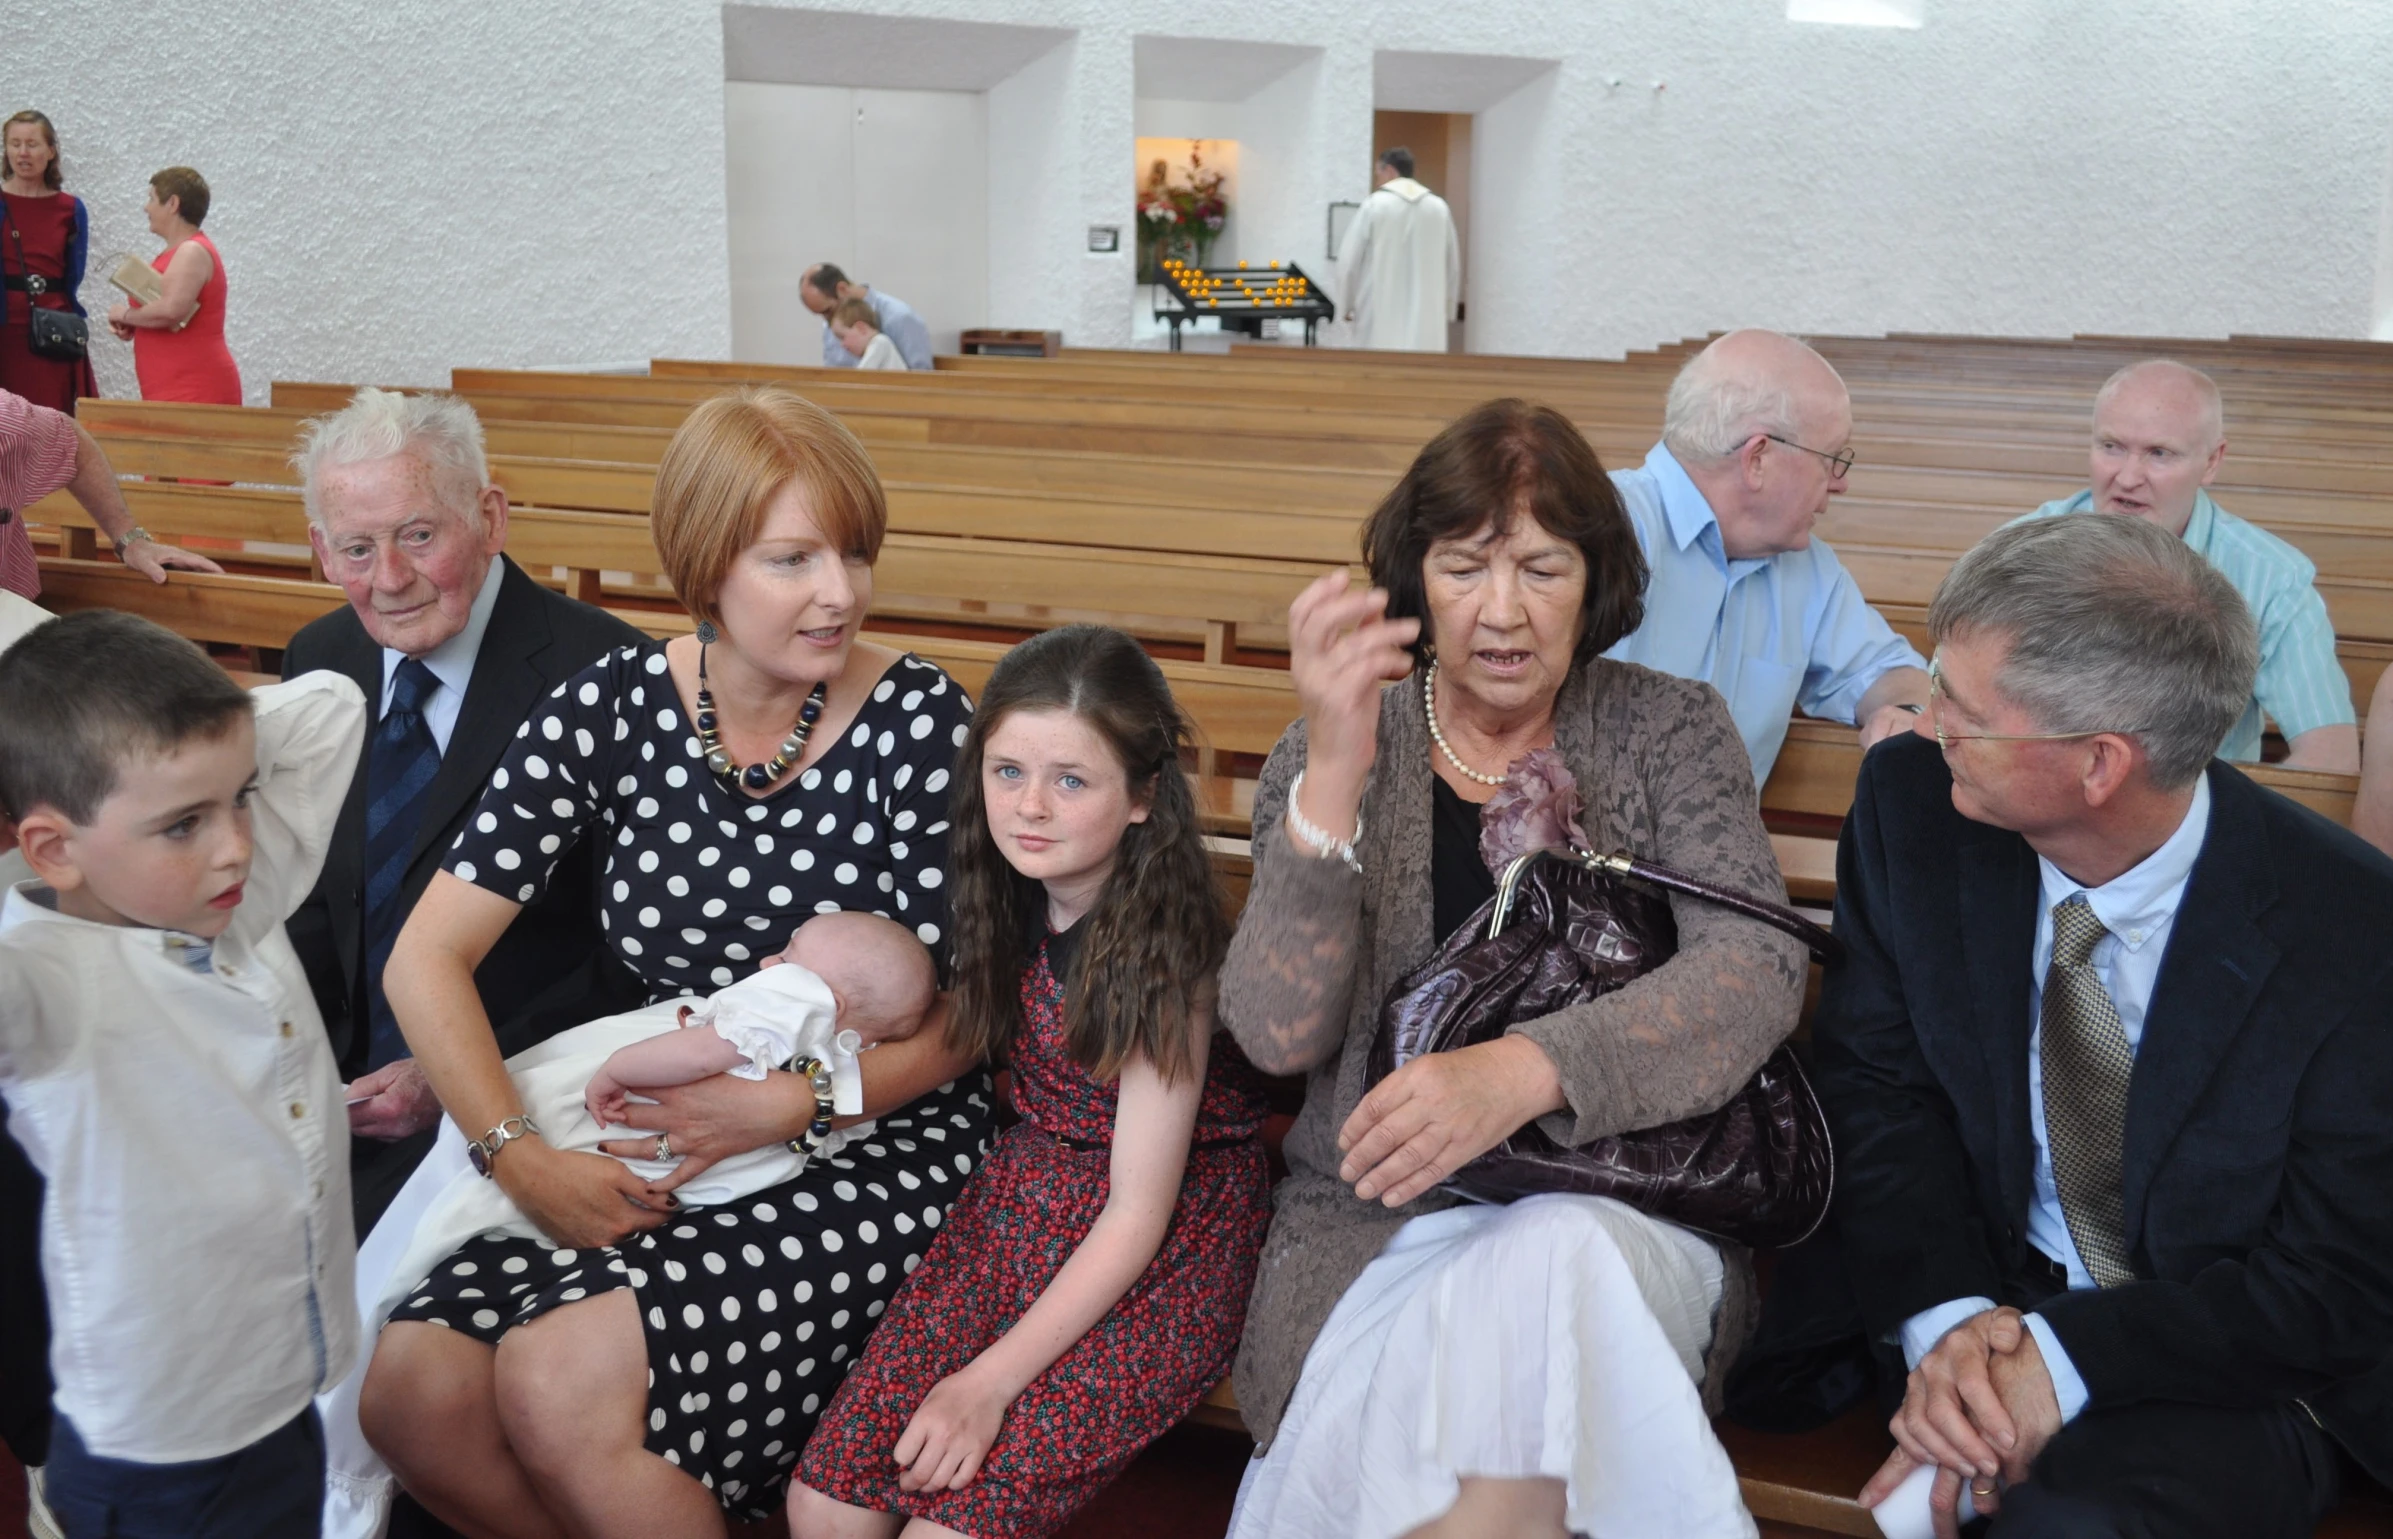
360, 389, 997, 1536
791, 625, 1271, 1539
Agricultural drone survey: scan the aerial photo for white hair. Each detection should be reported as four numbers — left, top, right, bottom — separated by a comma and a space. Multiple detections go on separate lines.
1660, 332, 1840, 467
292, 387, 492, 527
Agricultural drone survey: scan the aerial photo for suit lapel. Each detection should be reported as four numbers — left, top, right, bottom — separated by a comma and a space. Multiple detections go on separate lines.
409, 559, 554, 870
1957, 833, 2042, 1223
2122, 766, 2279, 1244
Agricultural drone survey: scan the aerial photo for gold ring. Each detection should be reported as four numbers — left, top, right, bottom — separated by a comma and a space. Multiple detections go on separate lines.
1970, 1478, 1997, 1498
654, 1134, 672, 1161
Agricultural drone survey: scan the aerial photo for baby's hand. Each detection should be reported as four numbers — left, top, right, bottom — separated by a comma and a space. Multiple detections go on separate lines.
585, 1069, 632, 1128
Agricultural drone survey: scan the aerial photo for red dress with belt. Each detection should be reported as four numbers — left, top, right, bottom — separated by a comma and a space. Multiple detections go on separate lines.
132, 233, 240, 404
0, 190, 98, 415
798, 927, 1272, 1537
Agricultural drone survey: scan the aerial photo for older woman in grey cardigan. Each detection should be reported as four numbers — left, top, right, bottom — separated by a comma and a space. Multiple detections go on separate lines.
1219, 400, 1809, 1539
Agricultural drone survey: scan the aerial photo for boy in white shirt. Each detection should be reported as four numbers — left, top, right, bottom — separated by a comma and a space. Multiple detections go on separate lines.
0, 611, 366, 1538
831, 296, 911, 371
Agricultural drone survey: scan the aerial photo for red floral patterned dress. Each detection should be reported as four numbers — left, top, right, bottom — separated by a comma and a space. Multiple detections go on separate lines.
797, 925, 1270, 1537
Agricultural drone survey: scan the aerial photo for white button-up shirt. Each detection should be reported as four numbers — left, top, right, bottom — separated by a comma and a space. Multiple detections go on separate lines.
0, 673, 367, 1461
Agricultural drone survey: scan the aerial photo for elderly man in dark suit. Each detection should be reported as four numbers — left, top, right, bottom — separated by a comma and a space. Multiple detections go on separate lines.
1816, 513, 2393, 1539
283, 387, 645, 1231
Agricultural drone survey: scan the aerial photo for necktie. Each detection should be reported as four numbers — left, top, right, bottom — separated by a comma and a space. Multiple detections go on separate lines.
363, 658, 441, 1070
2040, 894, 2137, 1287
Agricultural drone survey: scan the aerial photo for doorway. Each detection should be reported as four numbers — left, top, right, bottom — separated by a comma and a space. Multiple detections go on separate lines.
1369, 110, 1472, 353
724, 82, 989, 364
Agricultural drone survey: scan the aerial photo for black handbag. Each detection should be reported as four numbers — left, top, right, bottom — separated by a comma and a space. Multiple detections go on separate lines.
1370, 845, 1840, 1249
6, 211, 89, 363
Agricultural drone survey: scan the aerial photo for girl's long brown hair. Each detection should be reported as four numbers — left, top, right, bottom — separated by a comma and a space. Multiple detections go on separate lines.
946, 625, 1226, 1083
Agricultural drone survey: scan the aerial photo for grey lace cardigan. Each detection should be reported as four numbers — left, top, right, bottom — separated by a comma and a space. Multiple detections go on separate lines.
1217, 659, 1808, 1448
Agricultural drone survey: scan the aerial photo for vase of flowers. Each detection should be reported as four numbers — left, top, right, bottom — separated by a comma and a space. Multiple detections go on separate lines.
1134, 145, 1231, 282
1183, 142, 1228, 268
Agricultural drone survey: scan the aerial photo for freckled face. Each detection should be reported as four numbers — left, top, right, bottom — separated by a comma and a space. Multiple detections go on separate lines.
978, 708, 1150, 892
44, 720, 260, 939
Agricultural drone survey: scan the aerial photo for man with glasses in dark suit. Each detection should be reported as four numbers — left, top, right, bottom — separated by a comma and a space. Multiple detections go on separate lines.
1819, 513, 2393, 1538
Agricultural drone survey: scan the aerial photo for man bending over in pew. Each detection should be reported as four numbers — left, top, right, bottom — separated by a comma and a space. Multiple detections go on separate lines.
1605, 328, 1930, 786
1816, 513, 2393, 1538
282, 386, 646, 1232
2016, 359, 2357, 773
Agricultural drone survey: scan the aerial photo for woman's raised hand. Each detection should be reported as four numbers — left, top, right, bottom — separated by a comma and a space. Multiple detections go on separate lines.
1286, 571, 1418, 839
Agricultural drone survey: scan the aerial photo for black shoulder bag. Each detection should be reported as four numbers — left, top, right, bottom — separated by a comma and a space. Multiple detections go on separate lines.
5, 209, 90, 363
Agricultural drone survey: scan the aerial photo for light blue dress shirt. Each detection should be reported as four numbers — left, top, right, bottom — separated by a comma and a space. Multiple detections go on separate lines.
1605, 443, 1926, 784
377, 554, 504, 754
819, 289, 934, 371
2015, 492, 2353, 760
1900, 775, 2214, 1426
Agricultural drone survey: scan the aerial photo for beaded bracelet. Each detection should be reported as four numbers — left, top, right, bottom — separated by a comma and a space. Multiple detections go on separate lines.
785, 1055, 837, 1157
1285, 770, 1363, 874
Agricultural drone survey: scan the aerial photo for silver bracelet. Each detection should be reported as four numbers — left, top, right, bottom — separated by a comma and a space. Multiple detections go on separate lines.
1285, 770, 1363, 873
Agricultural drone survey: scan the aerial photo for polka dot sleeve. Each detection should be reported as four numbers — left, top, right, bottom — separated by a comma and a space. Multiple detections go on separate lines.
869, 656, 974, 978
443, 644, 643, 907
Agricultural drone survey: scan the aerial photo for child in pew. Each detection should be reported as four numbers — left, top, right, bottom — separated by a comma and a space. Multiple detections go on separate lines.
0, 611, 367, 1539
832, 296, 911, 372
789, 624, 1271, 1539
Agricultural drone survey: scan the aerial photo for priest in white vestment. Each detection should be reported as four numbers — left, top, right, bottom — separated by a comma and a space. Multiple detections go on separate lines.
1339, 147, 1461, 353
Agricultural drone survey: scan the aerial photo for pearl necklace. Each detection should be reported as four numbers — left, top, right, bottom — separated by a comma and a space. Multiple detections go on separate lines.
1423, 660, 1508, 786
694, 636, 827, 792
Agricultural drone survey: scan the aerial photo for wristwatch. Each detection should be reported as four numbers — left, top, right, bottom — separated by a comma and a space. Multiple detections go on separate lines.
111, 525, 154, 558
467, 1114, 540, 1177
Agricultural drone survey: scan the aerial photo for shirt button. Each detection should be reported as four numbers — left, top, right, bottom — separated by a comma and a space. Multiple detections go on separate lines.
2127, 929, 2146, 945
289, 1103, 306, 1119
280, 1021, 295, 1038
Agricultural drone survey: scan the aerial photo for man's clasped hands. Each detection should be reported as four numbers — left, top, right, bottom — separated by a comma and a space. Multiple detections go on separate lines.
1861, 1306, 2065, 1539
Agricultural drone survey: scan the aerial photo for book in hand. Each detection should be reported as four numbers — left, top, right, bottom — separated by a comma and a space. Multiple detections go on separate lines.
106, 254, 164, 306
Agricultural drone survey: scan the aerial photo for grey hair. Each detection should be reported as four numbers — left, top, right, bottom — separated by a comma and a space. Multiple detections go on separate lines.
1927, 515, 2257, 790
2093, 359, 2224, 449
291, 386, 491, 527
1661, 334, 1839, 466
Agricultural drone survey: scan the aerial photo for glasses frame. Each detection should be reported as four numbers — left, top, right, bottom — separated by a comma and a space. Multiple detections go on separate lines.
1760, 433, 1855, 479
1925, 660, 2142, 751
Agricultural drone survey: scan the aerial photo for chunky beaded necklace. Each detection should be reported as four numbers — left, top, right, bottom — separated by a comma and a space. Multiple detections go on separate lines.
1423, 659, 1507, 787
694, 629, 828, 792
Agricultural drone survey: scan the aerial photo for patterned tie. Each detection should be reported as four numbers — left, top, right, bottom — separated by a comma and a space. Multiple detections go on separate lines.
362, 658, 442, 1070
2040, 894, 2137, 1287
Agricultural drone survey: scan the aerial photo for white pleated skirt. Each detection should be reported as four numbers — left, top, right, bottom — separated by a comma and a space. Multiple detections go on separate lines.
1227, 1193, 1756, 1539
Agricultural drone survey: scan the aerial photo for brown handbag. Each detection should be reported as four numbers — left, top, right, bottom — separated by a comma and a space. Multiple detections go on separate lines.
1370, 846, 1840, 1249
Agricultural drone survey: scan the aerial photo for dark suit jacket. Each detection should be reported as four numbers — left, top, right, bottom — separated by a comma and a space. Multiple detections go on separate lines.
1814, 734, 2393, 1484
283, 557, 647, 1225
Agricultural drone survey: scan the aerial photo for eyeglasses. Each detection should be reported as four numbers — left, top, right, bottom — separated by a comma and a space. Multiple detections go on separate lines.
1925, 660, 2140, 751
1761, 434, 1855, 479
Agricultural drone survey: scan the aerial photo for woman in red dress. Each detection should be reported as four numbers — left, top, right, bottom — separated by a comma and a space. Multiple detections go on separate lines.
0, 111, 98, 415
791, 625, 1272, 1539
107, 167, 241, 404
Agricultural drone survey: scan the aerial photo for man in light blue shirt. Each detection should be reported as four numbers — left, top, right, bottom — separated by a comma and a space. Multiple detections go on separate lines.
2015, 359, 2356, 773
801, 263, 934, 371
1605, 329, 1928, 787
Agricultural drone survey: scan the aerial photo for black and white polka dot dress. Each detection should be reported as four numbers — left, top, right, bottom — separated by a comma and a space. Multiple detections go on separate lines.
383, 641, 996, 1517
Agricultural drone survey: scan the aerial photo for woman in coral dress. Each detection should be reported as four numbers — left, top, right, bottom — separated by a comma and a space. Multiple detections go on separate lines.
0, 111, 98, 414
108, 167, 241, 404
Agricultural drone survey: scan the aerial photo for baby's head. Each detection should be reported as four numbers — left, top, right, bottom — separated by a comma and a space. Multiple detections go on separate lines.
771, 910, 935, 1041
0, 611, 259, 938
830, 296, 881, 359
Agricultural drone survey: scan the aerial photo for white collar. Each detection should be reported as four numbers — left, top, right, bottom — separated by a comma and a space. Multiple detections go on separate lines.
383, 554, 504, 706
2036, 774, 2212, 954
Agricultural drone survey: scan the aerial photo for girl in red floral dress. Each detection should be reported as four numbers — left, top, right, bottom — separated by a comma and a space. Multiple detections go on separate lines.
790, 624, 1270, 1539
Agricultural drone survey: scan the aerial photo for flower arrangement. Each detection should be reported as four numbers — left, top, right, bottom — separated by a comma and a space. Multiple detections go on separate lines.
1136, 143, 1232, 281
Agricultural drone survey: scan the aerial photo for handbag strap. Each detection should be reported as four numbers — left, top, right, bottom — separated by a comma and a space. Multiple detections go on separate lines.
1487, 847, 1842, 964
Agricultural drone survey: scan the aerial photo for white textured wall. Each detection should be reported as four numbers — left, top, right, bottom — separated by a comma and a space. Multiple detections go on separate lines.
14, 0, 2393, 390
